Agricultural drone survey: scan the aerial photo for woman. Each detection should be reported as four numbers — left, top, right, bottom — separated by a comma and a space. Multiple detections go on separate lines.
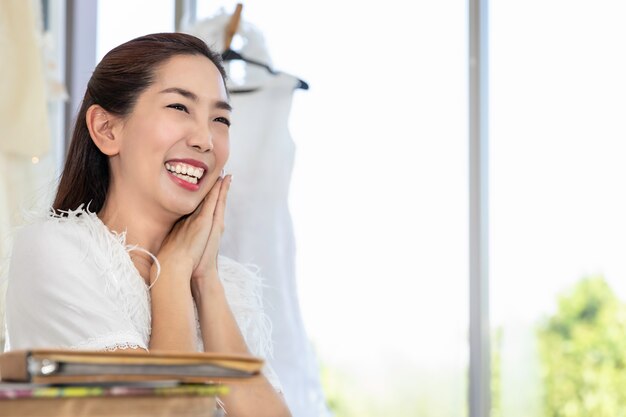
4, 33, 291, 417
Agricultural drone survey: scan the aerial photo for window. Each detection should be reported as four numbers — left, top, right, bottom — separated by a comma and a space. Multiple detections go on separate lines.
490, 3, 626, 416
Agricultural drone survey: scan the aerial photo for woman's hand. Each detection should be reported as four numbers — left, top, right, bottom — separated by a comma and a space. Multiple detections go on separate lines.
156, 175, 232, 279
149, 176, 230, 351
192, 174, 232, 282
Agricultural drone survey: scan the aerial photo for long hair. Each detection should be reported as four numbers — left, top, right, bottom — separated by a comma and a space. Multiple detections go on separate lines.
53, 33, 227, 213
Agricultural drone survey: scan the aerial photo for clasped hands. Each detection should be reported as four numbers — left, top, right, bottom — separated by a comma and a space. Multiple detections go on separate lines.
155, 174, 233, 288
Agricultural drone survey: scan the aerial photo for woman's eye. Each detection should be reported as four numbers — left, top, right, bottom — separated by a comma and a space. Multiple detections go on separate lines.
167, 104, 188, 113
214, 117, 231, 127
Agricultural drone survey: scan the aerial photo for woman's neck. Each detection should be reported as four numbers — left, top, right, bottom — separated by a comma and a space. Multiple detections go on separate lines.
98, 195, 177, 283
97, 194, 176, 256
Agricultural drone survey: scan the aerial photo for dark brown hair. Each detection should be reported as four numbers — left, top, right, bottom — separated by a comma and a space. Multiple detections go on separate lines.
53, 32, 227, 213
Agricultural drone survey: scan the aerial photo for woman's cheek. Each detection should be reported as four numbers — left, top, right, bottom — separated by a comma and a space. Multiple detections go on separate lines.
216, 140, 230, 168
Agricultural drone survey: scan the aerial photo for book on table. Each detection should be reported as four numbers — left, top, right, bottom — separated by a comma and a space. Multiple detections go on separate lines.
0, 348, 263, 384
0, 349, 264, 417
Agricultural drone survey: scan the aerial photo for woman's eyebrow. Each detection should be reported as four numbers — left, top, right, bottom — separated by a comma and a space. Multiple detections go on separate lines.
158, 87, 232, 112
215, 100, 233, 112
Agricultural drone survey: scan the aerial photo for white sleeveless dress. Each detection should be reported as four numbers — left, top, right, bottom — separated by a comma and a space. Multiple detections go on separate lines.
185, 12, 331, 417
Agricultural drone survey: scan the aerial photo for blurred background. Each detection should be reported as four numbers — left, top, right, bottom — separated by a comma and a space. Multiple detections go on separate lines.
2, 1, 626, 416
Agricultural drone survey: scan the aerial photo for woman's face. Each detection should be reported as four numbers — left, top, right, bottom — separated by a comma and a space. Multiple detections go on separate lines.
111, 54, 231, 217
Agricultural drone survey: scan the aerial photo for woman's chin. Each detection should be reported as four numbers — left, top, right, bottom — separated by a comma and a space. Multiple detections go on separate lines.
164, 199, 201, 219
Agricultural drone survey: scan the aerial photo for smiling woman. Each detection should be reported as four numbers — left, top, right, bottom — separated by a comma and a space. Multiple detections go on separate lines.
90, 53, 231, 217
3, 33, 291, 417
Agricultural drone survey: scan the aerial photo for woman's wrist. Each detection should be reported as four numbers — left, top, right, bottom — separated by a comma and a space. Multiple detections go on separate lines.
148, 256, 194, 291
191, 269, 223, 302
153, 253, 193, 274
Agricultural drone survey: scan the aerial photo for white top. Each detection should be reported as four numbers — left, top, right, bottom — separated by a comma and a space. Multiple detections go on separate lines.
3, 205, 280, 390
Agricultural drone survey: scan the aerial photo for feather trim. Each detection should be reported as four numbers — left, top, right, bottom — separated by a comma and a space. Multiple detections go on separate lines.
217, 256, 274, 360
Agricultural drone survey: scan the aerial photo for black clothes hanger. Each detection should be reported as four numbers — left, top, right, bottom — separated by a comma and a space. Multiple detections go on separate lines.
221, 48, 310, 91
222, 4, 309, 92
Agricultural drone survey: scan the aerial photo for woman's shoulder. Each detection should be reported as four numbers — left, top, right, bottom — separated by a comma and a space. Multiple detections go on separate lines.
13, 205, 111, 261
6, 207, 107, 293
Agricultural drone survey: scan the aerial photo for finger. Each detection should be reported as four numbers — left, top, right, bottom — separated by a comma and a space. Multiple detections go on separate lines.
183, 178, 222, 245
186, 179, 217, 221
212, 174, 232, 233
198, 176, 231, 270
203, 177, 223, 216
193, 177, 223, 222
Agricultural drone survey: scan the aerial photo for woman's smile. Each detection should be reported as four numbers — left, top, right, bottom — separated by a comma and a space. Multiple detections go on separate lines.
165, 159, 209, 190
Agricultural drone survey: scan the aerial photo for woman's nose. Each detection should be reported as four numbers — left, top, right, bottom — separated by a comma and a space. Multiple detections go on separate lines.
188, 125, 213, 152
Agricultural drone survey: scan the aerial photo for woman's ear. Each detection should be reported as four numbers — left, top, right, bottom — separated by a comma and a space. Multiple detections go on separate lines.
86, 104, 121, 156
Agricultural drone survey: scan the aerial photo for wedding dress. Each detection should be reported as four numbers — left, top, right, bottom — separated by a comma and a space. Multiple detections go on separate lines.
185, 12, 331, 417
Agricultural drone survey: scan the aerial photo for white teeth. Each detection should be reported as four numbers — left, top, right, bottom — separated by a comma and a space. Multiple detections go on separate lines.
165, 162, 205, 181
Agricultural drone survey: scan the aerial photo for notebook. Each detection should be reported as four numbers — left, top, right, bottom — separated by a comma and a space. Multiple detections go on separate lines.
0, 349, 263, 384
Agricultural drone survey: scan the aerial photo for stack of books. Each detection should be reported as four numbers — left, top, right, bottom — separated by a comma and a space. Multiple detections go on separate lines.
0, 349, 264, 417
